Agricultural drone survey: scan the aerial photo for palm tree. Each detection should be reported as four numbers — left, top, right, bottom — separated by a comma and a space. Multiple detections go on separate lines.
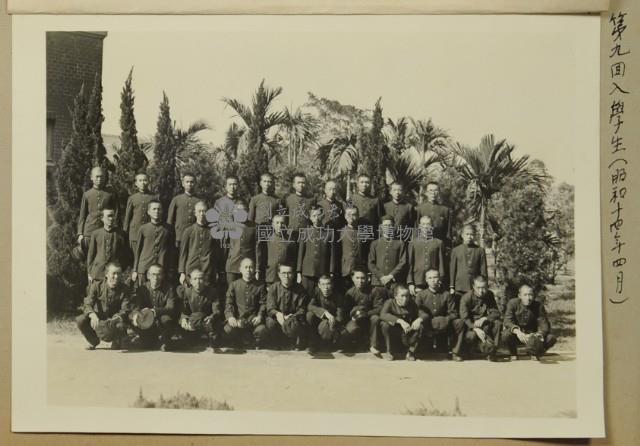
221, 79, 288, 169
408, 118, 449, 202
276, 107, 319, 166
317, 133, 359, 200
385, 147, 441, 202
451, 134, 548, 247
172, 119, 211, 170
385, 117, 410, 155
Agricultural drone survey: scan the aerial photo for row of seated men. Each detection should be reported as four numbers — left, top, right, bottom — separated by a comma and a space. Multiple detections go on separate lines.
77, 259, 557, 362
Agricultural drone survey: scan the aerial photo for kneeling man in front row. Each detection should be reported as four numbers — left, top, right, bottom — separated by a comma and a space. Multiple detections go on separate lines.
306, 275, 346, 351
224, 258, 268, 349
177, 269, 223, 350
502, 284, 556, 361
459, 275, 502, 361
76, 262, 131, 350
379, 284, 422, 361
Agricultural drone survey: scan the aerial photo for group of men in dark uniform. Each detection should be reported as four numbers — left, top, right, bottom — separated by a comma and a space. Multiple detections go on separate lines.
75, 166, 556, 361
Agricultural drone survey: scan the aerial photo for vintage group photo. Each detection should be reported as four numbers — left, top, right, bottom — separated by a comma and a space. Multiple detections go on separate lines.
34, 17, 595, 429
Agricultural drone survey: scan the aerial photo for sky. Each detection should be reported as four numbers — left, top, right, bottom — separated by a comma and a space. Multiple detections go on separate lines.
98, 16, 597, 184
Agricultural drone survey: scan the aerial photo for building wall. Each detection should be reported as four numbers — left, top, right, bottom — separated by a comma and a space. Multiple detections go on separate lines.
46, 31, 107, 167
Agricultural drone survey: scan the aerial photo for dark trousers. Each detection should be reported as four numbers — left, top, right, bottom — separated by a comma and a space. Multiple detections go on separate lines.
136, 315, 176, 348
179, 313, 223, 346
300, 275, 318, 295
223, 321, 268, 347
342, 316, 380, 350
463, 319, 502, 355
379, 321, 421, 355
76, 313, 126, 347
501, 331, 557, 356
306, 311, 343, 344
265, 315, 306, 347
421, 317, 465, 355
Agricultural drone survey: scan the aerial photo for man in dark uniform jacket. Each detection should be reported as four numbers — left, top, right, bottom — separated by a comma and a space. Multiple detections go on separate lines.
77, 166, 118, 253
449, 225, 487, 297
379, 284, 422, 361
76, 263, 132, 350
296, 206, 336, 295
285, 173, 316, 234
225, 200, 258, 284
213, 175, 241, 256
86, 208, 128, 284
176, 269, 223, 349
248, 173, 284, 225
131, 264, 178, 351
306, 275, 346, 349
501, 284, 556, 360
337, 206, 366, 292
265, 263, 309, 349
318, 180, 345, 230
167, 172, 201, 249
459, 275, 502, 361
132, 200, 175, 286
383, 182, 415, 230
223, 258, 268, 348
368, 215, 407, 288
407, 215, 445, 296
123, 173, 157, 252
415, 269, 465, 361
349, 174, 384, 235
415, 181, 452, 247
179, 201, 221, 287
257, 214, 298, 285
342, 268, 384, 351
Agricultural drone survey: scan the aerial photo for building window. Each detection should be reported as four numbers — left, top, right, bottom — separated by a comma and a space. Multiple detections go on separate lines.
47, 118, 55, 163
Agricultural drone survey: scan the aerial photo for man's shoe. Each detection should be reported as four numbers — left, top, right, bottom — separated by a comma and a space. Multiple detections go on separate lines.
110, 339, 122, 350
509, 355, 519, 361
383, 352, 394, 361
451, 353, 464, 362
531, 355, 540, 361
369, 346, 381, 357
160, 343, 168, 352
405, 351, 416, 361
86, 344, 97, 351
486, 354, 496, 362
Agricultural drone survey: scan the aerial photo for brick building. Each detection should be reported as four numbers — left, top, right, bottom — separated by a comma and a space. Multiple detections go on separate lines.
46, 31, 107, 169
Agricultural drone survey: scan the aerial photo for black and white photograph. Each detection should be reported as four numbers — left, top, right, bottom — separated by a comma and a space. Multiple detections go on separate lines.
12, 14, 603, 437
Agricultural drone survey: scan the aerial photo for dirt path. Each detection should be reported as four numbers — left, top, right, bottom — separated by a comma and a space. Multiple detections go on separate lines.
48, 333, 576, 417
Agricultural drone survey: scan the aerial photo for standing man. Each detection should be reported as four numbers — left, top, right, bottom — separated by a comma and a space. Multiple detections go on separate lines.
383, 182, 415, 230
77, 166, 118, 254
132, 200, 175, 286
349, 174, 383, 255
123, 173, 157, 253
368, 215, 407, 288
306, 275, 346, 351
86, 208, 128, 285
337, 206, 366, 292
407, 216, 445, 296
224, 258, 268, 349
265, 263, 309, 350
248, 172, 284, 225
76, 263, 132, 350
224, 200, 257, 284
416, 181, 452, 248
167, 172, 201, 249
459, 275, 502, 361
501, 284, 556, 361
214, 175, 241, 255
177, 269, 223, 350
257, 214, 298, 285
449, 225, 488, 298
285, 173, 315, 235
297, 205, 336, 295
179, 201, 221, 287
415, 269, 465, 361
379, 284, 422, 361
318, 180, 345, 230
131, 264, 179, 351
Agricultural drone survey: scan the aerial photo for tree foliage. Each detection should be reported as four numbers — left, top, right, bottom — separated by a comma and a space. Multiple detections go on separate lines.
149, 92, 176, 210
86, 72, 110, 175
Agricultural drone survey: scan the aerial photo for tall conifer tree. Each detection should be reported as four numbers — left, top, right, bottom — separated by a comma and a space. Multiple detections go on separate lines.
150, 92, 176, 209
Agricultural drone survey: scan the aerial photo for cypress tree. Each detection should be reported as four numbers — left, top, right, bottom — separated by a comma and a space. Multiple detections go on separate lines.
112, 67, 148, 215
86, 72, 109, 174
360, 98, 387, 197
150, 92, 176, 210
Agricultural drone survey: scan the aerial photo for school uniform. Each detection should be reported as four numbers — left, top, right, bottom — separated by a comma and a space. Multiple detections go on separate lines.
176, 285, 223, 342
86, 227, 128, 281
368, 238, 407, 287
379, 298, 421, 356
265, 282, 309, 344
223, 278, 268, 347
342, 285, 383, 349
407, 237, 445, 289
167, 192, 201, 247
383, 200, 415, 229
77, 187, 118, 249
459, 290, 502, 355
132, 282, 179, 347
285, 193, 316, 232
296, 227, 336, 294
225, 223, 257, 284
415, 201, 452, 246
178, 223, 221, 284
306, 288, 347, 344
349, 192, 383, 231
449, 243, 488, 294
133, 222, 175, 278
336, 224, 366, 291
76, 280, 132, 347
318, 197, 345, 230
415, 288, 464, 355
257, 231, 298, 284
248, 193, 284, 225
501, 298, 556, 356
123, 191, 157, 250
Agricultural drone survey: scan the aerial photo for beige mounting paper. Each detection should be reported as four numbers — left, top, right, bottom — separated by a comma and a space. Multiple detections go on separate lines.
7, 0, 610, 15
12, 13, 602, 438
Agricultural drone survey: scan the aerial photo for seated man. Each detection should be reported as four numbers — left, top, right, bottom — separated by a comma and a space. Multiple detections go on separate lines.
342, 268, 386, 354
459, 275, 502, 361
76, 263, 132, 350
415, 269, 465, 361
130, 264, 178, 351
224, 258, 268, 349
379, 284, 422, 361
176, 269, 223, 351
501, 284, 557, 361
306, 275, 346, 350
265, 263, 309, 350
